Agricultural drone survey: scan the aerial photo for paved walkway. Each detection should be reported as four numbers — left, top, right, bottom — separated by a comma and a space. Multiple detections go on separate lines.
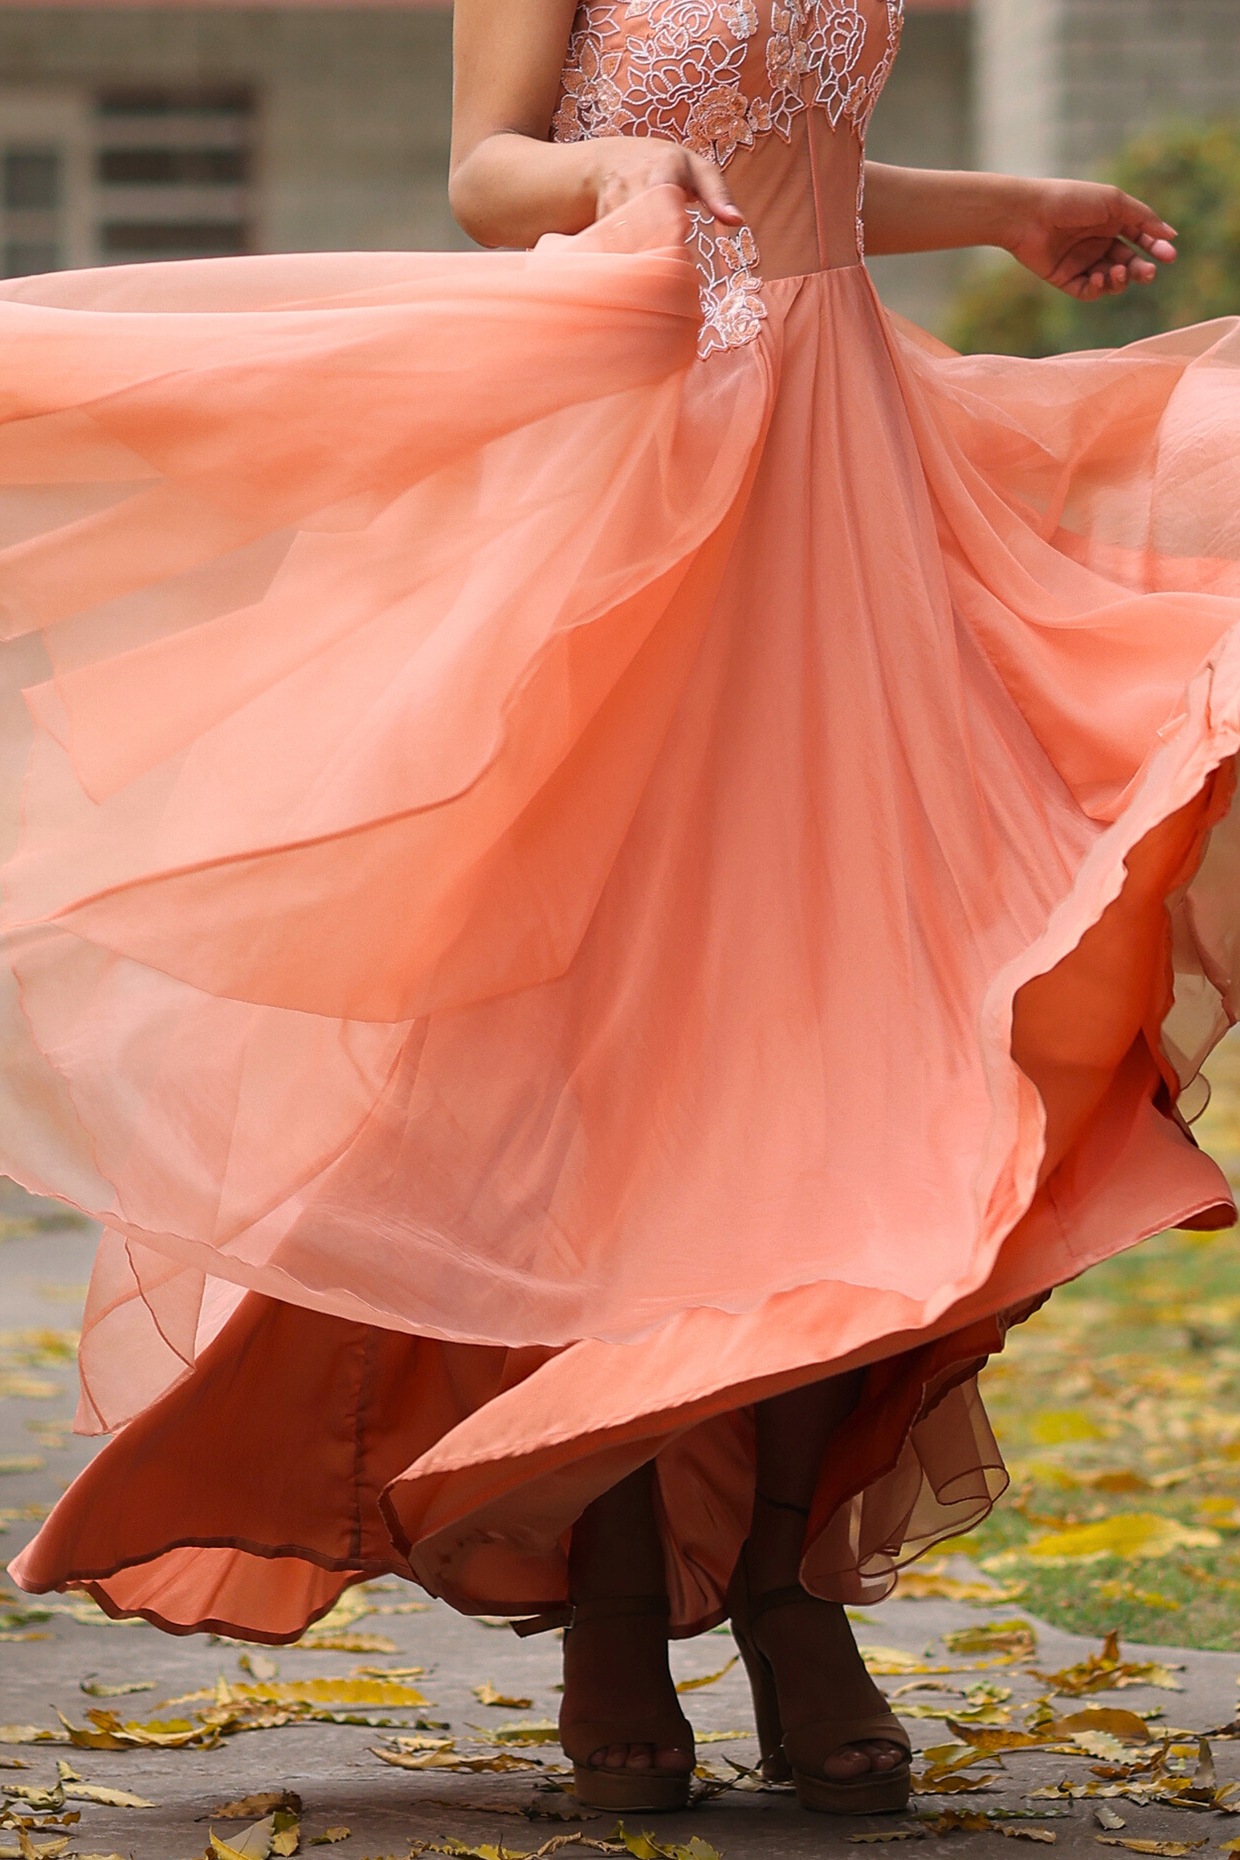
3, 1212, 1240, 1860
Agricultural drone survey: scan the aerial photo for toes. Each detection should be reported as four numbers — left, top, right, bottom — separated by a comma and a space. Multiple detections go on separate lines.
591, 1742, 657, 1772
655, 1745, 695, 1774
822, 1739, 908, 1779
822, 1745, 873, 1779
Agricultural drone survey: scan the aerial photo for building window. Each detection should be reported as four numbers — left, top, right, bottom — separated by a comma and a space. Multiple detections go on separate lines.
0, 89, 91, 276
2, 146, 61, 275
95, 87, 257, 264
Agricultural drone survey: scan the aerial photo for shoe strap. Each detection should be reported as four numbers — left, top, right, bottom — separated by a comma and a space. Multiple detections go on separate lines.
784, 1710, 912, 1768
511, 1594, 671, 1639
747, 1582, 812, 1625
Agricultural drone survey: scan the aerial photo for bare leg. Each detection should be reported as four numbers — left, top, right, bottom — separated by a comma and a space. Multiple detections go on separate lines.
746, 1375, 906, 1780
564, 1464, 693, 1776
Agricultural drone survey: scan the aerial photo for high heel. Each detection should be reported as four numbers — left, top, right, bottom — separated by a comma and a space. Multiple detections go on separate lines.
729, 1558, 912, 1815
555, 1595, 695, 1812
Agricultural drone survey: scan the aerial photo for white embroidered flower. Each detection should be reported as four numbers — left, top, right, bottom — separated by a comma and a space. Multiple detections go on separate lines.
552, 0, 907, 356
685, 83, 757, 161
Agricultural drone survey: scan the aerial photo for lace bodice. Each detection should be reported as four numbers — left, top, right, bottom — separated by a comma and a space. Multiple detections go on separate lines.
554, 0, 903, 355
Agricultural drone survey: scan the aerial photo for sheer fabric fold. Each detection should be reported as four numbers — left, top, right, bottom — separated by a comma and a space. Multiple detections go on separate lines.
8, 191, 1240, 1633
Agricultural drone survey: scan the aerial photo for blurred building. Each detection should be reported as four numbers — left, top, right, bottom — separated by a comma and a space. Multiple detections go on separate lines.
0, 0, 1236, 329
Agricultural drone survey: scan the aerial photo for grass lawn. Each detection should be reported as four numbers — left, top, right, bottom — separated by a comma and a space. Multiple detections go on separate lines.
946, 1036, 1240, 1649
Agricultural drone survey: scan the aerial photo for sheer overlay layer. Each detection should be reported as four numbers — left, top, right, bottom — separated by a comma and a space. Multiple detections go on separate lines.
6, 188, 1240, 1633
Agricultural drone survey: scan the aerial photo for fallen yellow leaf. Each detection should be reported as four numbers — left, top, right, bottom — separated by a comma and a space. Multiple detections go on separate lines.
175, 1678, 428, 1709
675, 1656, 738, 1693
1095, 1841, 1206, 1857
898, 1572, 1017, 1603
860, 1646, 959, 1676
945, 1722, 1052, 1753
372, 1746, 542, 1773
296, 1633, 397, 1655
472, 1683, 533, 1709
211, 1793, 302, 1820
1046, 1709, 1151, 1743
209, 1812, 288, 1860
992, 1515, 1222, 1566
485, 1720, 560, 1745
60, 1781, 154, 1808
943, 1623, 1037, 1662
210, 1834, 262, 1860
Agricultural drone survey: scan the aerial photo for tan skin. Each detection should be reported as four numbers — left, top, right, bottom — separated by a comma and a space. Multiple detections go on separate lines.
452, 0, 1183, 1785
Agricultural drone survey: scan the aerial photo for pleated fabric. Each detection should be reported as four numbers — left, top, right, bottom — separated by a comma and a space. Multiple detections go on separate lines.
6, 186, 1240, 1636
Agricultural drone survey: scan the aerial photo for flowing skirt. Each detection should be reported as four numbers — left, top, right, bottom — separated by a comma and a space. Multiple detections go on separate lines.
6, 187, 1240, 1638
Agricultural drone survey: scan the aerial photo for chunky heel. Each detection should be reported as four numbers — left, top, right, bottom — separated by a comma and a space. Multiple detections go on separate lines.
729, 1563, 911, 1815
729, 1614, 793, 1784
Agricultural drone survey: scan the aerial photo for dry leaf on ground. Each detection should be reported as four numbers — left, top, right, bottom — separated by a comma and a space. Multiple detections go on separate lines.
1044, 1710, 1151, 1744
861, 1646, 960, 1676
211, 1793, 302, 1820
174, 1678, 429, 1709
473, 1685, 534, 1710
943, 1624, 1037, 1662
297, 1633, 398, 1654
60, 1781, 154, 1808
848, 1832, 926, 1845
307, 1832, 350, 1848
238, 1654, 280, 1683
674, 1657, 738, 1694
78, 1678, 154, 1698
1034, 1632, 1185, 1696
372, 1745, 544, 1773
897, 1563, 1018, 1604
945, 1722, 1053, 1753
1095, 1840, 1206, 1857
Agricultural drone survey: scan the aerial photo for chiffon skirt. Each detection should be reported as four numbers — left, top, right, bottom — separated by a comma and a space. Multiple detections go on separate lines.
7, 187, 1240, 1638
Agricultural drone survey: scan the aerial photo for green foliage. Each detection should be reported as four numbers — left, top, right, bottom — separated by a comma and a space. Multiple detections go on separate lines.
952, 1222, 1240, 1651
947, 121, 1240, 357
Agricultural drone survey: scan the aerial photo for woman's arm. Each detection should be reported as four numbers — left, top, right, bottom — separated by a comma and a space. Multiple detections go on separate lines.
449, 0, 742, 248
863, 163, 1177, 302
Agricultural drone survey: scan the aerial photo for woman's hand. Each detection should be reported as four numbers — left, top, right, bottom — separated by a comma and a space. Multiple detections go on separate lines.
862, 165, 1178, 302
1001, 177, 1177, 301
450, 0, 739, 249
584, 135, 742, 229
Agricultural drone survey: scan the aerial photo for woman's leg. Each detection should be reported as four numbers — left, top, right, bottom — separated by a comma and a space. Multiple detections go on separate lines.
564, 1464, 694, 1775
744, 1375, 907, 1779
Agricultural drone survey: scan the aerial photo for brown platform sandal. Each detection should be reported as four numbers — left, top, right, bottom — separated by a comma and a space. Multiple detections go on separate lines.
518, 1595, 695, 1812
729, 1559, 912, 1815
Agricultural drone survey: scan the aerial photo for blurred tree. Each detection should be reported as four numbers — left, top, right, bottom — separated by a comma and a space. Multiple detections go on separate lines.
947, 121, 1240, 357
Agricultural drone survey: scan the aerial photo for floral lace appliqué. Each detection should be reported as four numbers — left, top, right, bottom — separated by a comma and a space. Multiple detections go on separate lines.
553, 0, 904, 357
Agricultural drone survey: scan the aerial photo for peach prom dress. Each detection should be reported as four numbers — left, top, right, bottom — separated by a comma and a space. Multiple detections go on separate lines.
8, 0, 1240, 1639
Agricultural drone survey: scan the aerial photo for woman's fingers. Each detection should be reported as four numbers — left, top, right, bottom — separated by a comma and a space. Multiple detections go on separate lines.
592, 142, 743, 228
1117, 191, 1178, 263
687, 152, 744, 225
